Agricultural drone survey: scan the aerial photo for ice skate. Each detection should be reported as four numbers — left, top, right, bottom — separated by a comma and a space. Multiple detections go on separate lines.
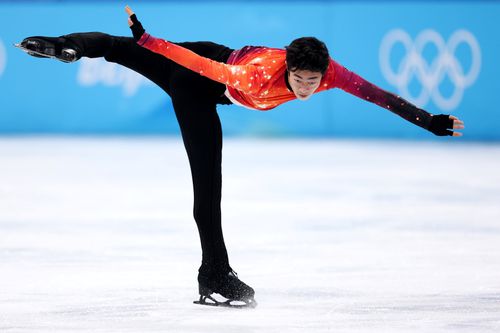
194, 270, 257, 308
14, 36, 80, 63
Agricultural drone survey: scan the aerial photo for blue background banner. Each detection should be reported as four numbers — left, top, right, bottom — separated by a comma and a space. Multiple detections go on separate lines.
0, 1, 497, 139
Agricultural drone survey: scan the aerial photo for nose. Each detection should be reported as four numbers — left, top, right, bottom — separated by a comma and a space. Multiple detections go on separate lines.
299, 83, 313, 91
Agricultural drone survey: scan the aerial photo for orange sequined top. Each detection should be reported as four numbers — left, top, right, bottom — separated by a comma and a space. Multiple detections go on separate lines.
137, 33, 350, 111
137, 33, 433, 128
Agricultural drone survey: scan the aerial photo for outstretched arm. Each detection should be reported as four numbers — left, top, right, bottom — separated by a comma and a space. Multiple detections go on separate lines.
124, 6, 261, 94
330, 61, 465, 137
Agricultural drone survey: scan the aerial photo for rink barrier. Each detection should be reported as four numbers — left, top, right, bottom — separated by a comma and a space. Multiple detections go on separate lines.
0, 1, 496, 140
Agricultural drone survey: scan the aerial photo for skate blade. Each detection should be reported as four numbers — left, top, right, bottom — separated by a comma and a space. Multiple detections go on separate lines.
14, 43, 53, 58
14, 43, 73, 63
194, 295, 257, 309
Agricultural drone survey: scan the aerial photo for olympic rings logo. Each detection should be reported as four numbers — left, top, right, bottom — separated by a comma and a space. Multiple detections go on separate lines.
0, 38, 6, 78
379, 29, 481, 110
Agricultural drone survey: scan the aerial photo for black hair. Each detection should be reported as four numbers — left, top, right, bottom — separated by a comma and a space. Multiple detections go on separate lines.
285, 37, 330, 75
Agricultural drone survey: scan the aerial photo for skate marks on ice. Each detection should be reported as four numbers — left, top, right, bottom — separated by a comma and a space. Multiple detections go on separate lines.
1, 138, 500, 332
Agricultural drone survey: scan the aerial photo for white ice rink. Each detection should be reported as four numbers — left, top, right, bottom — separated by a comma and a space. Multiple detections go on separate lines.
1, 137, 500, 332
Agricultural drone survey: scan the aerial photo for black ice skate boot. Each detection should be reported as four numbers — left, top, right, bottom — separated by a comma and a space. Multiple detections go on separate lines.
195, 269, 257, 308
15, 36, 81, 63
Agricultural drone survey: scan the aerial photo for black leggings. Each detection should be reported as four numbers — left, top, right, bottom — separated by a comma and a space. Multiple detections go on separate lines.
64, 32, 234, 274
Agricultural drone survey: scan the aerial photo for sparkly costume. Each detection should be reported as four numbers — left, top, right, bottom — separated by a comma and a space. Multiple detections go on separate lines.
138, 33, 433, 130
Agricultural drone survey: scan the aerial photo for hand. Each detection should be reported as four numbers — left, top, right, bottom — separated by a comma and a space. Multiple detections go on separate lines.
428, 114, 465, 137
124, 5, 145, 41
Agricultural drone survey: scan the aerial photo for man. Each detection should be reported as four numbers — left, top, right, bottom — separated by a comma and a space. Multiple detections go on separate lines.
16, 5, 464, 308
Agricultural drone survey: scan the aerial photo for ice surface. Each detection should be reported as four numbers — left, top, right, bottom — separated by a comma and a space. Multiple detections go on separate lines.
1, 137, 499, 332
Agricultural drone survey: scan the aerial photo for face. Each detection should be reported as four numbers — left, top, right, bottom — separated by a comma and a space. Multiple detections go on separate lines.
288, 69, 323, 101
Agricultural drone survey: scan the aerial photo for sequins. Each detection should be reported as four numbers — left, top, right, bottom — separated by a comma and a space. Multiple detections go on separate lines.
148, 41, 322, 110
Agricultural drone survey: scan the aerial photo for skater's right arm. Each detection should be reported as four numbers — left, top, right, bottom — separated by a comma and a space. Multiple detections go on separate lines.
140, 34, 262, 94
124, 6, 262, 94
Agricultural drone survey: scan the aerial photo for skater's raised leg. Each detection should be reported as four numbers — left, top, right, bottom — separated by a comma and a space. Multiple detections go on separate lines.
16, 33, 174, 92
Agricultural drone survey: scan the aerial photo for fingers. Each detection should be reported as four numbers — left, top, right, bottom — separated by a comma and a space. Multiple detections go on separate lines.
125, 5, 134, 17
448, 115, 464, 137
449, 115, 465, 130
453, 120, 464, 130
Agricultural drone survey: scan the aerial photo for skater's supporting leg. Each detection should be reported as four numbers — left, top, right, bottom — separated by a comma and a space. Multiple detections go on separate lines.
171, 93, 255, 304
171, 95, 229, 271
163, 44, 255, 303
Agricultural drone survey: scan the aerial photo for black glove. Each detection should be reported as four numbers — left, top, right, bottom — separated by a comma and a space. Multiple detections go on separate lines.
428, 114, 454, 136
129, 14, 145, 41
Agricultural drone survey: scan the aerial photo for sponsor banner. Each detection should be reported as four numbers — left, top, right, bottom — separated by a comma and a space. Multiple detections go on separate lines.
0, 2, 497, 139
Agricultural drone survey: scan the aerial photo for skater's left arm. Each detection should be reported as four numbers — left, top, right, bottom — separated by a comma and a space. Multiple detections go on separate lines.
326, 59, 465, 137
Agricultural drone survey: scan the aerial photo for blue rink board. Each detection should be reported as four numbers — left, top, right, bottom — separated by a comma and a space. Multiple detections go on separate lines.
0, 1, 497, 139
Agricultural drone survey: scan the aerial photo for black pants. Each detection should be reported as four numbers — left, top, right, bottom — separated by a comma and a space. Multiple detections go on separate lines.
65, 32, 234, 275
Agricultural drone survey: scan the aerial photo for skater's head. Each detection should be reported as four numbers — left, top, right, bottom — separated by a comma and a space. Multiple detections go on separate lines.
285, 37, 329, 101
